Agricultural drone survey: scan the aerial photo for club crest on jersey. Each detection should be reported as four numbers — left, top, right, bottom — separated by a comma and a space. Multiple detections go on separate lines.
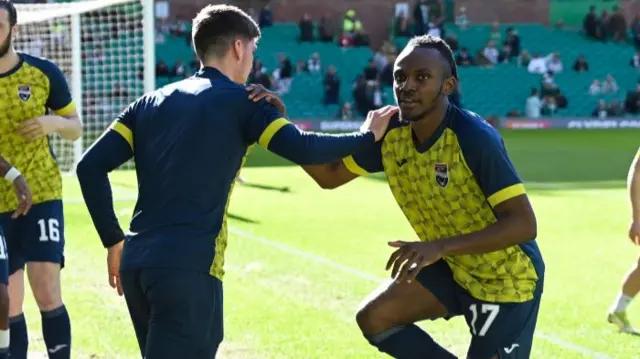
435, 163, 449, 187
17, 85, 31, 101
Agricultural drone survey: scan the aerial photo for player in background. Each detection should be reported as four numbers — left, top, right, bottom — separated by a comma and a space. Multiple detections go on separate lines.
76, 5, 393, 359
0, 1, 81, 358
251, 35, 544, 358
0, 156, 32, 359
607, 149, 640, 335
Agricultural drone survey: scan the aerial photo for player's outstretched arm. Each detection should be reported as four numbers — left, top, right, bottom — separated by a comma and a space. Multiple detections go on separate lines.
76, 125, 133, 249
244, 84, 395, 166
302, 160, 359, 189
627, 149, 640, 245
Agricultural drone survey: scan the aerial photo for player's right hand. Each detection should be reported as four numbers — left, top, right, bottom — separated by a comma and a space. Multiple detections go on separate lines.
107, 240, 124, 296
361, 105, 399, 142
246, 84, 287, 117
629, 221, 640, 246
11, 175, 32, 219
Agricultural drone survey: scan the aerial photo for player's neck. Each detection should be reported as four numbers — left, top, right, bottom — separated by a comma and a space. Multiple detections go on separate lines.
0, 48, 20, 75
201, 59, 240, 84
410, 100, 449, 144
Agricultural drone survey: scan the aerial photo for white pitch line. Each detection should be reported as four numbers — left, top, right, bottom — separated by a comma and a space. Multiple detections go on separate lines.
228, 226, 616, 359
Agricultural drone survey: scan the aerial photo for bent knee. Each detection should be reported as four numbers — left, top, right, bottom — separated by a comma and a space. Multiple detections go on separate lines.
356, 303, 396, 336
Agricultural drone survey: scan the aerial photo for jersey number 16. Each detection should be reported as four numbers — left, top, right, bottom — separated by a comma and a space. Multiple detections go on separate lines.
38, 219, 60, 242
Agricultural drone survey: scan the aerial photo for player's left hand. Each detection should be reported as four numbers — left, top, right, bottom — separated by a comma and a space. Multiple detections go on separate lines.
386, 240, 444, 283
16, 115, 61, 141
246, 84, 287, 116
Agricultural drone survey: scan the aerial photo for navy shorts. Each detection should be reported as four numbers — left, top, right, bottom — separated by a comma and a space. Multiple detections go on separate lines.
417, 260, 542, 359
120, 267, 224, 359
0, 226, 8, 285
0, 200, 65, 275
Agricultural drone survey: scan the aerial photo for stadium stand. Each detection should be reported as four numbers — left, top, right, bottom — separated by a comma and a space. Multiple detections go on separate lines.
149, 2, 640, 120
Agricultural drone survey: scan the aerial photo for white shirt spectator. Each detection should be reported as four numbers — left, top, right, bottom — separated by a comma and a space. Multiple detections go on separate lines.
455, 7, 469, 29
547, 56, 563, 73
483, 45, 499, 64
395, 2, 409, 18
526, 95, 542, 118
588, 80, 601, 95
632, 54, 640, 68
307, 58, 321, 72
602, 75, 619, 93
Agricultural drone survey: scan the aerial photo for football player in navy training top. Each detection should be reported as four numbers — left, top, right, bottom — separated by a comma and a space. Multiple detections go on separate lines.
76, 4, 395, 359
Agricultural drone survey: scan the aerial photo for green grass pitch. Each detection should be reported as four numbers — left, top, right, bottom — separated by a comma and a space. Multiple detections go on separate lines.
22, 129, 640, 358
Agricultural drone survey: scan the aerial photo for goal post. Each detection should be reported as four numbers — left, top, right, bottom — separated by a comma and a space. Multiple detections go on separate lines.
14, 0, 155, 172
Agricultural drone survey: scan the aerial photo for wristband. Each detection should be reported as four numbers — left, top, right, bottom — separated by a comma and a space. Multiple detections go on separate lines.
4, 167, 21, 182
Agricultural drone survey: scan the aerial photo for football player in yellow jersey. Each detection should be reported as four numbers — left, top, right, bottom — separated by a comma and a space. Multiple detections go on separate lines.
300, 35, 544, 359
0, 155, 32, 359
0, 2, 81, 358
606, 148, 640, 335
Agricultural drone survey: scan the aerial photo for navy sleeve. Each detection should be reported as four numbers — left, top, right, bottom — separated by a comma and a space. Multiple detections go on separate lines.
40, 59, 75, 116
109, 102, 136, 150
243, 99, 376, 165
460, 126, 525, 208
342, 142, 383, 175
76, 108, 136, 248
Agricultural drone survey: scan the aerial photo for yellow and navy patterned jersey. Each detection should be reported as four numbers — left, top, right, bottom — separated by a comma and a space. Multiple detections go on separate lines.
0, 53, 75, 213
78, 67, 376, 281
344, 105, 544, 303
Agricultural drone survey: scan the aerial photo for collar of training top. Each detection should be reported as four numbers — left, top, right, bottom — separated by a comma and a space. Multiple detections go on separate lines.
195, 66, 227, 80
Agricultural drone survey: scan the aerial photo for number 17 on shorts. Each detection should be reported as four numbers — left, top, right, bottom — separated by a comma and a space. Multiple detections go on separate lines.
464, 297, 541, 359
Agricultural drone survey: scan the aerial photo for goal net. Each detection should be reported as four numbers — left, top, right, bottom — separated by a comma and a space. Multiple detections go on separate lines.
14, 0, 155, 172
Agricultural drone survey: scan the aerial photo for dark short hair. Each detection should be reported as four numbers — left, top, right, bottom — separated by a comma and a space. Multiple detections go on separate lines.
407, 35, 458, 80
192, 4, 260, 62
0, 0, 17, 26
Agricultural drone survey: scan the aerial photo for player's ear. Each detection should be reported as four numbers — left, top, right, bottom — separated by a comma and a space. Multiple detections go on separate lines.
443, 76, 457, 97
11, 24, 19, 38
232, 39, 244, 62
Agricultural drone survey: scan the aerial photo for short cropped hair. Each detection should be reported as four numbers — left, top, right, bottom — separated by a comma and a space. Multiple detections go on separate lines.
408, 35, 458, 80
0, 0, 17, 26
192, 4, 261, 62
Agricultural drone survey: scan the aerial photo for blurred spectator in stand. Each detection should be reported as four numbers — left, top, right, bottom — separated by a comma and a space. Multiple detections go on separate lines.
489, 21, 502, 44
156, 60, 169, 77
608, 6, 627, 42
353, 75, 372, 116
323, 65, 340, 105
274, 55, 293, 95
259, 4, 273, 28
608, 99, 624, 116
602, 74, 619, 94
583, 6, 600, 40
456, 47, 474, 66
172, 60, 186, 79
308, 53, 321, 73
525, 88, 542, 119
299, 13, 314, 42
296, 60, 309, 73
572, 55, 589, 72
498, 44, 511, 64
540, 96, 557, 116
395, 14, 412, 37
505, 27, 520, 59
413, 0, 429, 35
599, 9, 610, 40
624, 83, 640, 114
338, 102, 354, 120
589, 79, 602, 95
363, 59, 378, 85
318, 13, 335, 42
547, 53, 563, 73
482, 40, 499, 65
631, 16, 640, 48
379, 55, 395, 87
455, 6, 469, 30
592, 99, 608, 118
630, 50, 640, 68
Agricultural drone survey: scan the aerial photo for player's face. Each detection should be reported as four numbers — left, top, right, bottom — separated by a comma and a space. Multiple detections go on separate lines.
393, 46, 455, 122
0, 10, 14, 58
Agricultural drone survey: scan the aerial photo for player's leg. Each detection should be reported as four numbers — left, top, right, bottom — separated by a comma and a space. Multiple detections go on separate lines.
142, 267, 223, 359
608, 254, 640, 334
119, 269, 151, 357
355, 260, 460, 358
21, 200, 71, 358
0, 228, 11, 359
463, 283, 543, 359
1, 212, 28, 359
